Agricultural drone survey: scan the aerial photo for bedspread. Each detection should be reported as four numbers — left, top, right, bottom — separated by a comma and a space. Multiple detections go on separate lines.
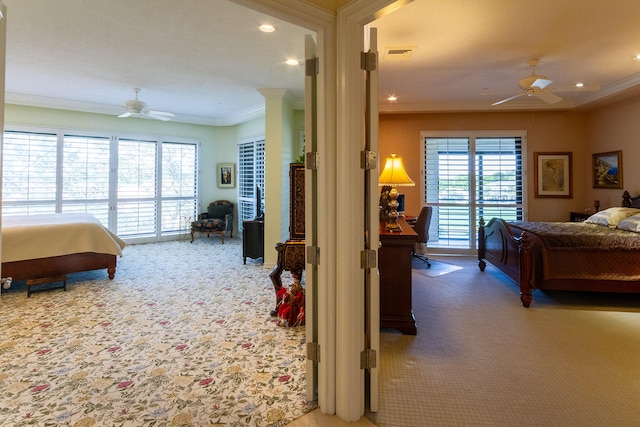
509, 221, 640, 250
509, 221, 640, 282
2, 213, 126, 263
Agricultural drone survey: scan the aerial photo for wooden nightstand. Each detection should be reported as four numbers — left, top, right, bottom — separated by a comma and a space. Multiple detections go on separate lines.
570, 212, 591, 222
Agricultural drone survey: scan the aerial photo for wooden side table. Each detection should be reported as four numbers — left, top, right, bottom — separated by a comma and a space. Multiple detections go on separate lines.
570, 212, 591, 222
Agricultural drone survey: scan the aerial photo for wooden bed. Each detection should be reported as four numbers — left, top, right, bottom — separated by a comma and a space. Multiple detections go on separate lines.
2, 213, 126, 283
478, 191, 640, 307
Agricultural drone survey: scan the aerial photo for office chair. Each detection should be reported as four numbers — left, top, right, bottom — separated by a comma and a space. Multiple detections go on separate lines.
408, 206, 432, 267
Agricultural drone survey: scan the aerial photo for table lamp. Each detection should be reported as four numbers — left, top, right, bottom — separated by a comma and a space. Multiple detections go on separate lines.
379, 153, 415, 231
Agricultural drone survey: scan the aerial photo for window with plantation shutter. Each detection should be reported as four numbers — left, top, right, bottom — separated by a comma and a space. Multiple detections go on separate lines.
237, 137, 265, 230
160, 142, 198, 234
3, 130, 58, 215
422, 131, 525, 253
117, 138, 158, 237
3, 127, 198, 242
61, 134, 111, 224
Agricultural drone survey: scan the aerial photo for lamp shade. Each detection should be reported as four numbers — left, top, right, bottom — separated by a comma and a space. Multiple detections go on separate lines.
379, 153, 415, 187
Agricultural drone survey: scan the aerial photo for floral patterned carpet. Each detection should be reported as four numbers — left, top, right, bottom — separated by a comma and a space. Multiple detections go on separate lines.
0, 238, 314, 426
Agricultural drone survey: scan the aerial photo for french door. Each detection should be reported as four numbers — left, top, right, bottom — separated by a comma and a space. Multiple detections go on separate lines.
422, 131, 526, 253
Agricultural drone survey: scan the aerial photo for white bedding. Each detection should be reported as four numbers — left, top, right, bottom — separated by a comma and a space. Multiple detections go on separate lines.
2, 213, 126, 263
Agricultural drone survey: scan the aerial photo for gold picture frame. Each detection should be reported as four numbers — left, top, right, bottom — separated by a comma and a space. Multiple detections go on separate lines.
592, 151, 622, 189
534, 152, 572, 198
217, 163, 235, 188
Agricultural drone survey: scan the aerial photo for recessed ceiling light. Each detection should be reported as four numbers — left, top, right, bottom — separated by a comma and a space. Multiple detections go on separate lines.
259, 24, 275, 33
633, 54, 640, 61
286, 59, 301, 66
575, 82, 584, 88
387, 95, 397, 102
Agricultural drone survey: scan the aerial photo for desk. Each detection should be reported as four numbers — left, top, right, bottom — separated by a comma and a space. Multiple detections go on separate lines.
378, 218, 417, 335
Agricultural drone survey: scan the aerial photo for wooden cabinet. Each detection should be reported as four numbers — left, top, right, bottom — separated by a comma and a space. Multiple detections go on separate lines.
378, 218, 417, 335
242, 219, 264, 263
289, 163, 305, 240
269, 163, 305, 312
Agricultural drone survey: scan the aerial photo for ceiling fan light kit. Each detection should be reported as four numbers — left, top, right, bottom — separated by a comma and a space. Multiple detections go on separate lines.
118, 88, 175, 121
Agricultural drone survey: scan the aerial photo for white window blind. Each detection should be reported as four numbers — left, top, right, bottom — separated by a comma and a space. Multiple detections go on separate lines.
423, 132, 525, 252
160, 142, 198, 233
475, 137, 523, 222
3, 127, 199, 241
238, 137, 265, 227
61, 134, 111, 224
117, 138, 158, 237
2, 130, 58, 215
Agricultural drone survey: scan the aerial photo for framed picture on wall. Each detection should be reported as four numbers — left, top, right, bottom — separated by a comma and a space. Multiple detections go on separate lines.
217, 163, 235, 188
534, 152, 572, 198
592, 151, 623, 189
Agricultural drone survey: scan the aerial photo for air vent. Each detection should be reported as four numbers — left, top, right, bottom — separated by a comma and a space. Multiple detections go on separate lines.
384, 46, 416, 60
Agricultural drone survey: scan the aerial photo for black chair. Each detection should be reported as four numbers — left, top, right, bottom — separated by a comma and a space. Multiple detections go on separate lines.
407, 206, 433, 267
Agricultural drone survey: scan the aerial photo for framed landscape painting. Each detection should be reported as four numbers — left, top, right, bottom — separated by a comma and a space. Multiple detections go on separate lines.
593, 151, 622, 189
534, 152, 572, 198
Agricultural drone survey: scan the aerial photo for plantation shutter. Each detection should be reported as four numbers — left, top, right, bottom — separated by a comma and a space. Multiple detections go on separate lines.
2, 130, 58, 215
117, 138, 158, 236
61, 134, 111, 223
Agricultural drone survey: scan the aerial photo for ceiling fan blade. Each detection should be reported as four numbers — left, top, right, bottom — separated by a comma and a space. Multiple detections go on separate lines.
492, 93, 524, 106
145, 112, 172, 121
148, 110, 175, 117
532, 78, 553, 89
118, 112, 133, 118
535, 90, 563, 104
551, 83, 601, 92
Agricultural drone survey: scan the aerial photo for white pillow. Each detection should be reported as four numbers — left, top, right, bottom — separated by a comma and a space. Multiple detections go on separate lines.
584, 207, 640, 227
618, 214, 640, 232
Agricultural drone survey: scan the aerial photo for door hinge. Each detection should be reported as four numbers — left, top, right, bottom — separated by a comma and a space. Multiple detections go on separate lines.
361, 150, 377, 170
360, 249, 376, 269
361, 348, 377, 370
306, 151, 319, 170
306, 57, 319, 76
307, 342, 320, 363
361, 51, 377, 72
307, 246, 320, 266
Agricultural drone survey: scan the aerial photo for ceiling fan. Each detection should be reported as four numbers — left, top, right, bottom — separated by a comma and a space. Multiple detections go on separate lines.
118, 88, 175, 121
491, 59, 598, 106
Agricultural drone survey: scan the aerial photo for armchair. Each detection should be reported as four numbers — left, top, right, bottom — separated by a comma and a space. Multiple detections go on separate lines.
190, 200, 234, 244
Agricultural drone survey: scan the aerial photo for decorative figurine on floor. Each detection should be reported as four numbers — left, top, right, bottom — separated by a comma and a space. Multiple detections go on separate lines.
276, 272, 305, 327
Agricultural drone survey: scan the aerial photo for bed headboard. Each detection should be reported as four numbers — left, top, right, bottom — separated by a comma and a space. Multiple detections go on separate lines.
621, 191, 640, 208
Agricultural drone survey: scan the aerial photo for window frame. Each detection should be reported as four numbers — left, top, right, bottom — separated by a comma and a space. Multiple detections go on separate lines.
420, 130, 527, 254
2, 125, 199, 243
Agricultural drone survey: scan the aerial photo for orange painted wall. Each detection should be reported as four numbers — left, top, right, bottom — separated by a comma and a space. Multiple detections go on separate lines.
379, 110, 588, 221
380, 98, 640, 221
585, 96, 640, 209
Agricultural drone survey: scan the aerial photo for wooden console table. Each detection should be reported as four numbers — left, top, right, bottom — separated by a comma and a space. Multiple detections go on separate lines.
378, 218, 417, 335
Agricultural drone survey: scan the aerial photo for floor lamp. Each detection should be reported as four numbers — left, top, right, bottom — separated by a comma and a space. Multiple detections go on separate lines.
379, 153, 415, 232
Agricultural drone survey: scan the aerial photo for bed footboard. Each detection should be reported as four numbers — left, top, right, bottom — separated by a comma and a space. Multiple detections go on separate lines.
2, 253, 117, 282
478, 218, 535, 307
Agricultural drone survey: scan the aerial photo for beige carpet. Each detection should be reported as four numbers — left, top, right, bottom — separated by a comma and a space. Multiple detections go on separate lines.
0, 239, 313, 426
367, 256, 640, 427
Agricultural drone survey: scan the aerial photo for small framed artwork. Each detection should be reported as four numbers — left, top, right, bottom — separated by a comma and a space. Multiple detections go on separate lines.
592, 151, 623, 189
217, 163, 235, 188
534, 152, 572, 198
